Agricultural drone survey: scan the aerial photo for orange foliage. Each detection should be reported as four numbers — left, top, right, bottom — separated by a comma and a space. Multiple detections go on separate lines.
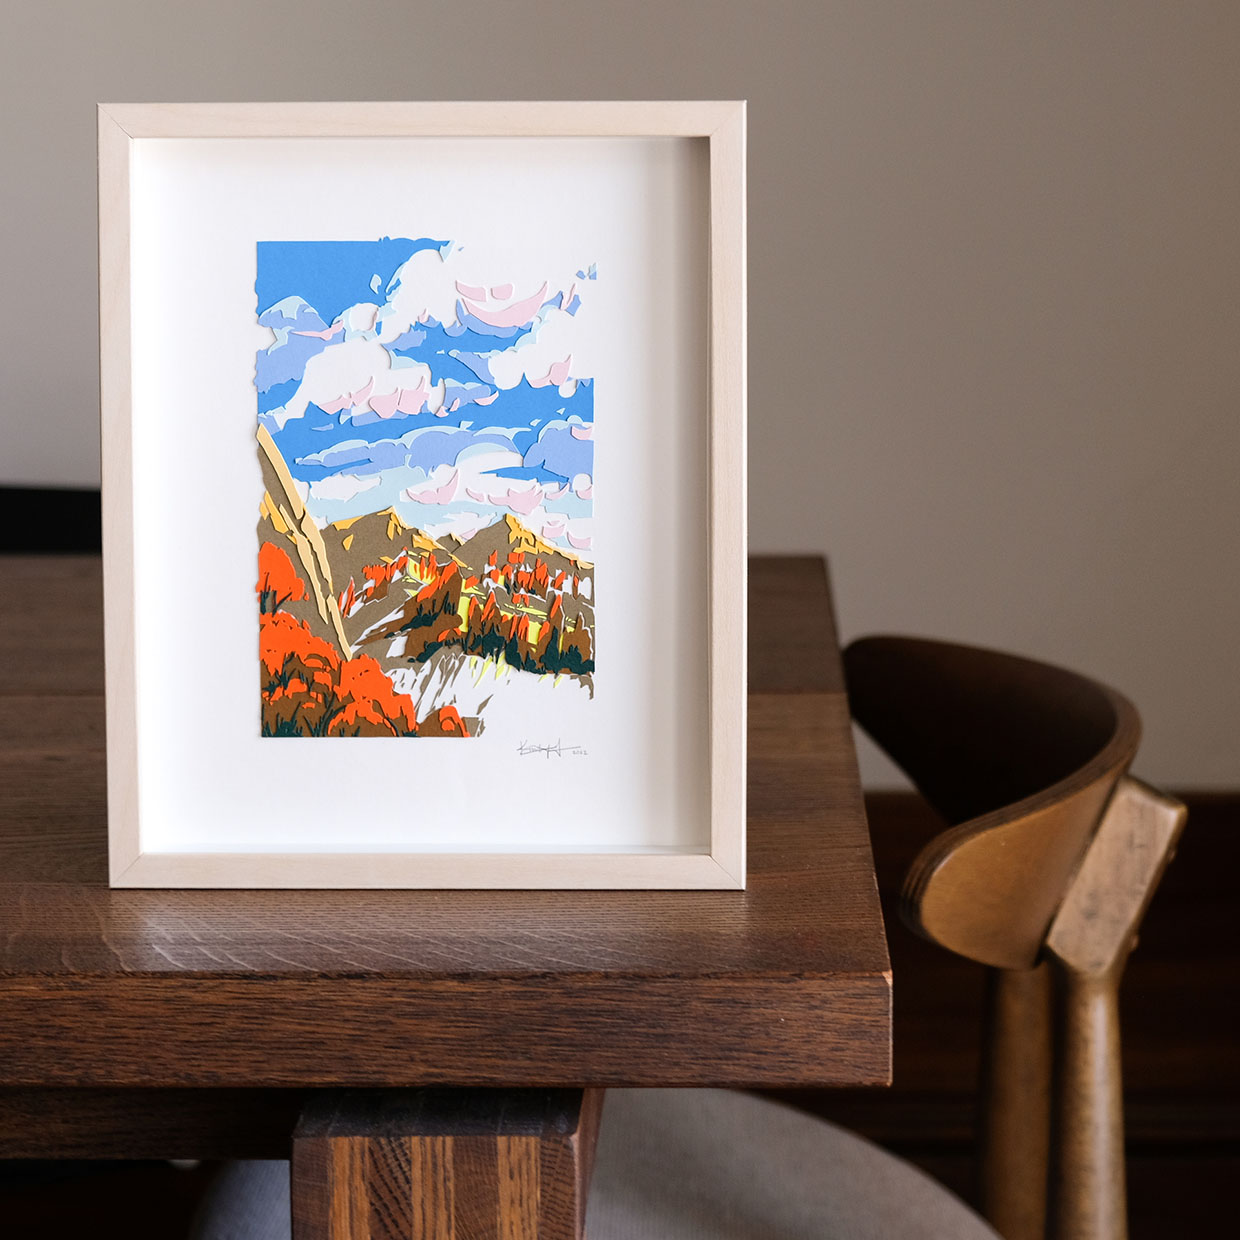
332, 655, 419, 735
260, 608, 420, 737
413, 558, 458, 606
364, 550, 408, 588
257, 542, 308, 613
258, 543, 468, 738
419, 704, 470, 738
338, 578, 359, 617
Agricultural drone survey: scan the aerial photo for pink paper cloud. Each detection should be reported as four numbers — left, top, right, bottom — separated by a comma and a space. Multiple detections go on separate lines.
319, 378, 376, 416
369, 389, 400, 419
473, 481, 543, 516
290, 325, 343, 341
333, 377, 431, 421
404, 469, 459, 506
532, 355, 573, 388
501, 485, 543, 516
462, 282, 548, 329
397, 380, 429, 414
350, 378, 373, 413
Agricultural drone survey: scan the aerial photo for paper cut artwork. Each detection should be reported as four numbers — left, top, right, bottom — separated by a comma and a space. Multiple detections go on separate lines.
255, 238, 596, 737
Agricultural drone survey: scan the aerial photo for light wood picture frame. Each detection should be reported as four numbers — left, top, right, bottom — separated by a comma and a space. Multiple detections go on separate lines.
100, 101, 746, 888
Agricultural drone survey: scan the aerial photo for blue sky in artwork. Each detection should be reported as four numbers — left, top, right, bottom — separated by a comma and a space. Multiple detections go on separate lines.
255, 237, 444, 324
255, 238, 597, 555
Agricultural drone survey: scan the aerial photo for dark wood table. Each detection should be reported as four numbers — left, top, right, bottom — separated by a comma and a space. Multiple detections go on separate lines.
0, 554, 890, 1238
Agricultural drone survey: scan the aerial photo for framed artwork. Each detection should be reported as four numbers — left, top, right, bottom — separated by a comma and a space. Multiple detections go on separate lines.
99, 101, 746, 888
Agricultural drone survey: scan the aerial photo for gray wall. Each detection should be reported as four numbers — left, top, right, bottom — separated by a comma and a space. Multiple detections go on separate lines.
3, 2, 1236, 786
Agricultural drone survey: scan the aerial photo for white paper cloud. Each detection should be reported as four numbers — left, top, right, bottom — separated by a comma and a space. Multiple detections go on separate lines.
308, 472, 382, 503
483, 305, 596, 390
272, 338, 445, 428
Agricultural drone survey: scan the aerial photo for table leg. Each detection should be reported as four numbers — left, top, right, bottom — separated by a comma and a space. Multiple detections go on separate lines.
292, 1088, 603, 1240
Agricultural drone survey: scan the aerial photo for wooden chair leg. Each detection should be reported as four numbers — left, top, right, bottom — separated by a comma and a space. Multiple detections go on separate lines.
978, 963, 1052, 1240
1043, 776, 1187, 1240
1048, 965, 1126, 1240
292, 1088, 604, 1240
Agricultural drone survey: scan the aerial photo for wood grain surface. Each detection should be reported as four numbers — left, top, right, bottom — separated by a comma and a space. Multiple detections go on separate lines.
292, 1090, 601, 1240
0, 555, 890, 1089
0, 1086, 306, 1159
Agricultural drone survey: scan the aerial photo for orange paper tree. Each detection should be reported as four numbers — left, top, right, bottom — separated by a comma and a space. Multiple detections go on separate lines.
257, 541, 467, 738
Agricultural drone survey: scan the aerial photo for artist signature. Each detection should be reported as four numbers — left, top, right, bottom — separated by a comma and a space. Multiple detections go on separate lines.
517, 739, 588, 758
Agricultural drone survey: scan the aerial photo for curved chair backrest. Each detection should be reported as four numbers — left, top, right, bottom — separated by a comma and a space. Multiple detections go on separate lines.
843, 635, 1142, 970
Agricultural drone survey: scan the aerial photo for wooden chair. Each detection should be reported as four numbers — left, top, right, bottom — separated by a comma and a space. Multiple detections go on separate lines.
587, 636, 1185, 1240
189, 637, 1185, 1240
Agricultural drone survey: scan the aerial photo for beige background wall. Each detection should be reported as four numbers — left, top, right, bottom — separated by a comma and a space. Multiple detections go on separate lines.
2, 2, 1236, 785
